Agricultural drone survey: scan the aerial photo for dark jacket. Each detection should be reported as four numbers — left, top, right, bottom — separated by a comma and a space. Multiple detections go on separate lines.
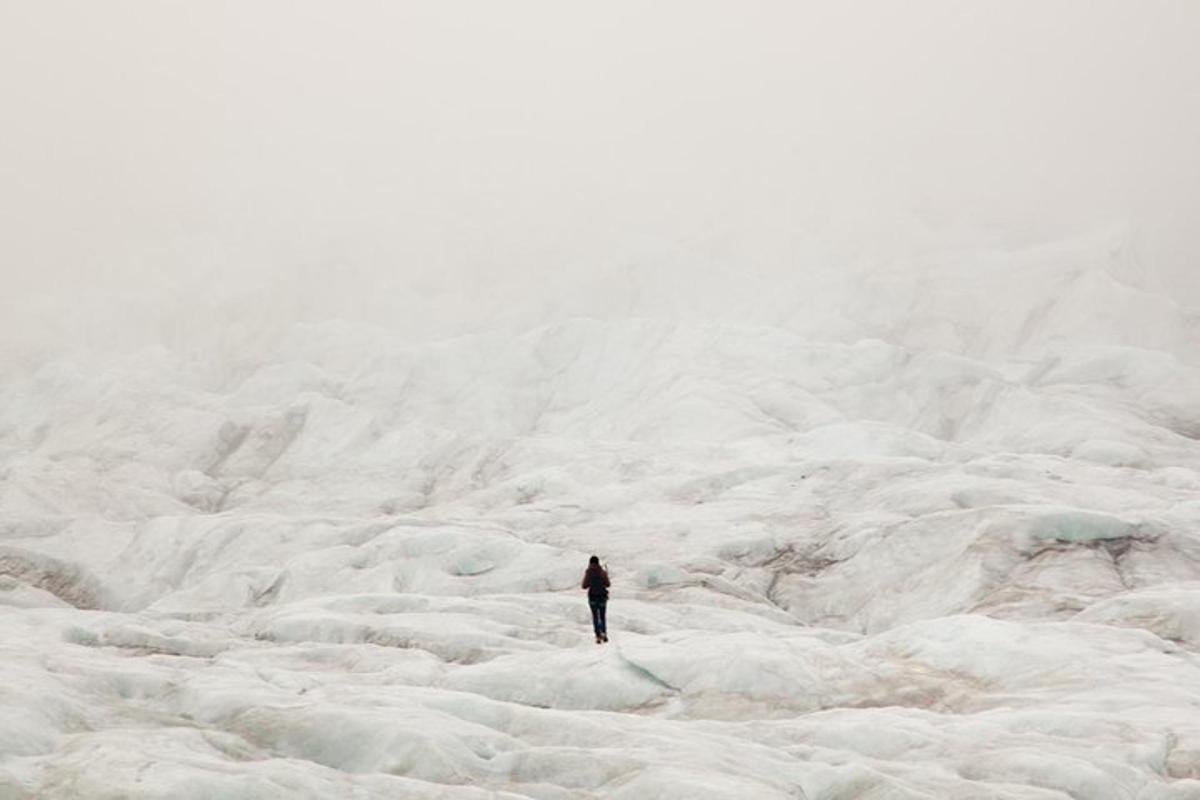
581, 565, 610, 600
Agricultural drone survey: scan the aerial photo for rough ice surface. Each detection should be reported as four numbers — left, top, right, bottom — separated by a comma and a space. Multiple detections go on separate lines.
3, 241, 1200, 799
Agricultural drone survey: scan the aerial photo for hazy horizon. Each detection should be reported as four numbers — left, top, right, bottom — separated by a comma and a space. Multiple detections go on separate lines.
3, 1, 1199, 354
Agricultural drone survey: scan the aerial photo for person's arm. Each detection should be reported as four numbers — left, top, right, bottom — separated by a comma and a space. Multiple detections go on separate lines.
581, 572, 590, 590
602, 570, 610, 588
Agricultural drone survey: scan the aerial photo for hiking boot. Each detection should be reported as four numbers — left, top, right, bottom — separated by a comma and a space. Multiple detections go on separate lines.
595, 635, 603, 644
601, 633, 609, 643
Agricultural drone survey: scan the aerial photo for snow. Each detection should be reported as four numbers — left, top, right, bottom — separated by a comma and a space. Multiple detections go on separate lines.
3, 237, 1200, 798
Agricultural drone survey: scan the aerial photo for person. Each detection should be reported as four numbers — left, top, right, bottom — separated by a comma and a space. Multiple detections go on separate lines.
581, 555, 610, 644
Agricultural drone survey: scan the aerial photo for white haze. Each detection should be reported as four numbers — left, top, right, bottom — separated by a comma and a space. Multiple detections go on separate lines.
2, 0, 1199, 356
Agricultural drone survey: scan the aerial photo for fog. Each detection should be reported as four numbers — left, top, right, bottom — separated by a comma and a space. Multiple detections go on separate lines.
3, 0, 1198, 356
6, 7, 1200, 797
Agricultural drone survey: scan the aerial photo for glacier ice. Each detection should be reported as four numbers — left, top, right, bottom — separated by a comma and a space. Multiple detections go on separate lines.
2, 241, 1200, 798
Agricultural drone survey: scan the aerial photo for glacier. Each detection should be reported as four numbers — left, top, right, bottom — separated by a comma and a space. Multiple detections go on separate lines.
2, 238, 1200, 799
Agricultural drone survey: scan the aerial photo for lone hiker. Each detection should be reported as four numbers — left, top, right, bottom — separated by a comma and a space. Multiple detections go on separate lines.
581, 555, 610, 644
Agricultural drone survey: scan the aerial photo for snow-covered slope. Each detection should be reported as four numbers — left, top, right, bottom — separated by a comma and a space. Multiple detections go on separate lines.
3, 239, 1200, 799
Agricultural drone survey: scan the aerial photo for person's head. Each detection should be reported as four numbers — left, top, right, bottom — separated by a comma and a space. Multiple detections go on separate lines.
588, 555, 600, 566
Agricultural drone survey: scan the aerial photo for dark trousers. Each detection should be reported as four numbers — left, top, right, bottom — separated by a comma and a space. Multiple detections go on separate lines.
588, 597, 607, 636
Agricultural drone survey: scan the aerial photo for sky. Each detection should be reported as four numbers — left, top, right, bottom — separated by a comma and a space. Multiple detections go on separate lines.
2, 1, 1198, 352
